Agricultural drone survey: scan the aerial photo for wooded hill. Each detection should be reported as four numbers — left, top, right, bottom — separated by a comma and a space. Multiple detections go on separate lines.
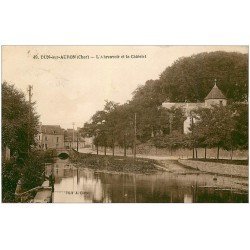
134, 51, 248, 104
81, 51, 248, 156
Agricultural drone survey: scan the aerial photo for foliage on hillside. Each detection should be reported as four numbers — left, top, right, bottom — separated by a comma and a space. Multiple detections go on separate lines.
81, 51, 248, 158
160, 51, 248, 102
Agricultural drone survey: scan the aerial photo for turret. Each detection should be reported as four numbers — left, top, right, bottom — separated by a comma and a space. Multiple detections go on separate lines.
204, 79, 227, 107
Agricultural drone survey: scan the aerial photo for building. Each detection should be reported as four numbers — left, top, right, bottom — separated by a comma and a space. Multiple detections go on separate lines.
64, 128, 85, 149
162, 81, 227, 134
83, 136, 94, 148
37, 124, 65, 149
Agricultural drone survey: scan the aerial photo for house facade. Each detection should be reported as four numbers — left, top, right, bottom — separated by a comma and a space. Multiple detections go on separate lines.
162, 81, 227, 134
37, 124, 94, 150
37, 124, 65, 149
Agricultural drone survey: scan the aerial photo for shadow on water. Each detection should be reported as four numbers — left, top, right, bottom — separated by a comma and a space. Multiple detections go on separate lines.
47, 158, 248, 203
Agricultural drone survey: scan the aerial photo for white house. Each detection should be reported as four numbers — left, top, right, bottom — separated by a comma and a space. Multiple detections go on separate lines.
162, 81, 227, 134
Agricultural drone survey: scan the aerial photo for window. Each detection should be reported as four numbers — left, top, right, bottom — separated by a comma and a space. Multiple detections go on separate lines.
45, 136, 48, 141
57, 137, 59, 143
220, 100, 223, 106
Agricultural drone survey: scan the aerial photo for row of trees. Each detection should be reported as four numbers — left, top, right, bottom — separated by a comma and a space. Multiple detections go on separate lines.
82, 100, 248, 159
81, 51, 248, 158
81, 98, 187, 156
189, 103, 248, 159
152, 103, 248, 158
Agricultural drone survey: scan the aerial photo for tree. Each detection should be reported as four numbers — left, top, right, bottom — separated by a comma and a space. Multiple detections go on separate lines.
160, 51, 248, 102
231, 103, 248, 150
190, 105, 240, 159
81, 51, 248, 157
188, 108, 213, 158
152, 130, 187, 155
81, 100, 121, 156
2, 82, 39, 159
2, 82, 49, 202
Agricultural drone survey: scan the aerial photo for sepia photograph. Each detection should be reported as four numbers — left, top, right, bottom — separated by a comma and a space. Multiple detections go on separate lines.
1, 45, 249, 203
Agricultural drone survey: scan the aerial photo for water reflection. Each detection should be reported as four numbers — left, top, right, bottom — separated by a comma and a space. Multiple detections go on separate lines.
48, 158, 248, 203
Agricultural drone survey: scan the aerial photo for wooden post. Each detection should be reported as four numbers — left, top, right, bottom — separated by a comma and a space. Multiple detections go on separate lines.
169, 113, 173, 134
27, 85, 33, 154
217, 146, 220, 160
112, 139, 115, 156
72, 122, 75, 149
133, 113, 137, 162
204, 147, 207, 159
133, 175, 137, 203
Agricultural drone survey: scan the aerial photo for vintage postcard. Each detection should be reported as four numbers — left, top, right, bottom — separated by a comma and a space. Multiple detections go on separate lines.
1, 45, 248, 203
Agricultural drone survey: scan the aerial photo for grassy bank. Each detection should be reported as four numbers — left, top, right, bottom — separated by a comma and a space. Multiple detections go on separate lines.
71, 152, 161, 174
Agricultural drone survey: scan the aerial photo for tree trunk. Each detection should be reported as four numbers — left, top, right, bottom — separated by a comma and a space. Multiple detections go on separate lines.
230, 147, 233, 160
112, 142, 115, 156
217, 146, 220, 160
96, 144, 99, 155
192, 148, 195, 158
104, 144, 107, 156
195, 148, 198, 159
204, 147, 207, 159
124, 135, 126, 157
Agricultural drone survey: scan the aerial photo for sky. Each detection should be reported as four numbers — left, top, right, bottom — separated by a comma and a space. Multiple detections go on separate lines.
2, 45, 248, 129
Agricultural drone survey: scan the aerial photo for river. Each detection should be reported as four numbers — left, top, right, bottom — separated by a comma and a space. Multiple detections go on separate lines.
46, 158, 248, 203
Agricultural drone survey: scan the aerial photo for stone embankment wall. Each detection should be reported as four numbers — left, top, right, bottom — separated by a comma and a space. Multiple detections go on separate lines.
97, 145, 248, 160
178, 159, 248, 178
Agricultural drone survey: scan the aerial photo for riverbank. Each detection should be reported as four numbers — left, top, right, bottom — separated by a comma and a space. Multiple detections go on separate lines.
2, 149, 55, 203
74, 149, 249, 179
71, 152, 162, 174
178, 159, 248, 178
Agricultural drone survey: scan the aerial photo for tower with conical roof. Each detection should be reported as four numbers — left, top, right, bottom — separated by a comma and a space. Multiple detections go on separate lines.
204, 79, 227, 107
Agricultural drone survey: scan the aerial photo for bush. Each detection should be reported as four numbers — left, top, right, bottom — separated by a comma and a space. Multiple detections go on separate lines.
2, 160, 21, 202
21, 150, 54, 190
2, 149, 55, 202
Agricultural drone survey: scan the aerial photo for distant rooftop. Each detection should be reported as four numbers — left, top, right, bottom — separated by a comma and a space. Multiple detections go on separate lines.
205, 81, 226, 100
40, 125, 64, 135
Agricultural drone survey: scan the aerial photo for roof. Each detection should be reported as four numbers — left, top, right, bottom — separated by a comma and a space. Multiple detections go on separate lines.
205, 83, 226, 100
40, 125, 64, 135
